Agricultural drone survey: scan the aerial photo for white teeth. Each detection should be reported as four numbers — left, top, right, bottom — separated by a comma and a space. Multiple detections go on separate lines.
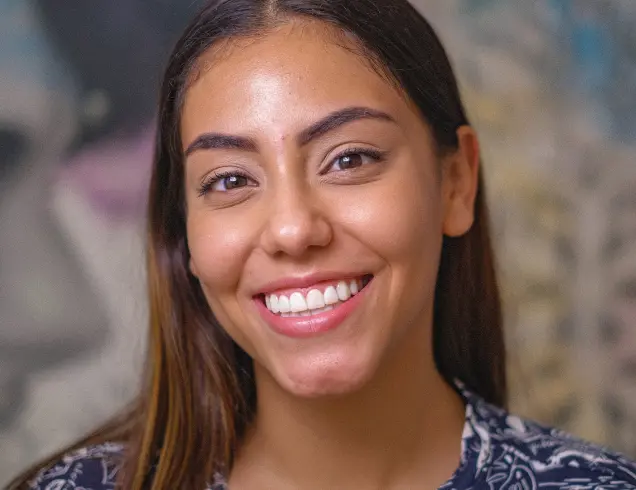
290, 292, 308, 313
264, 277, 368, 316
306, 289, 326, 310
278, 295, 290, 313
270, 295, 279, 314
336, 281, 351, 301
323, 286, 339, 305
311, 305, 334, 315
276, 305, 335, 318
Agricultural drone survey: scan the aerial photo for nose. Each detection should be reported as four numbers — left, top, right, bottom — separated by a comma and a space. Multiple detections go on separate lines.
260, 183, 333, 258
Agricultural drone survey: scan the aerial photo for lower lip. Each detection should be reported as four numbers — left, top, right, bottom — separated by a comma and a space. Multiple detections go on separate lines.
255, 281, 372, 338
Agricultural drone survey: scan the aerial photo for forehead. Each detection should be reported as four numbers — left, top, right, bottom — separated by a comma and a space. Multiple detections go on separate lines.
180, 20, 414, 142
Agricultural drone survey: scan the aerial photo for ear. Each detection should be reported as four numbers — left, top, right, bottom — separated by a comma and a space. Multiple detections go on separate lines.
442, 126, 480, 237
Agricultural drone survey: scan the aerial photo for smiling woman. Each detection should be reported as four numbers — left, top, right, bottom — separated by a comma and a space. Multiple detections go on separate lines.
7, 1, 636, 489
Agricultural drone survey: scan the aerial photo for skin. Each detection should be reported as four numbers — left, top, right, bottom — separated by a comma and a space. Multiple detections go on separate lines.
183, 20, 480, 490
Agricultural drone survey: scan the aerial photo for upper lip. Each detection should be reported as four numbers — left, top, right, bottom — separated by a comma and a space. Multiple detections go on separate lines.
252, 271, 370, 297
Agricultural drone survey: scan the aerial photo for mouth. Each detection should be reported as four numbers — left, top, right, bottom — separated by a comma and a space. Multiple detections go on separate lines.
257, 274, 374, 318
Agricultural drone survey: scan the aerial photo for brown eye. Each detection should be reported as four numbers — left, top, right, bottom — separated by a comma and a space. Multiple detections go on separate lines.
198, 171, 255, 197
336, 153, 364, 170
222, 175, 249, 190
323, 148, 386, 177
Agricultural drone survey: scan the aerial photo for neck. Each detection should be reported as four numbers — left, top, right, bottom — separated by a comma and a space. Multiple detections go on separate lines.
231, 325, 466, 490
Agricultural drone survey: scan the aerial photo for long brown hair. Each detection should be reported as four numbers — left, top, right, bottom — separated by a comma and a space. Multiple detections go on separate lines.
7, 0, 505, 488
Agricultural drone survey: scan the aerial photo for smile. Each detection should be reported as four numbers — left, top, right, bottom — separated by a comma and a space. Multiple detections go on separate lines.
262, 275, 372, 317
255, 274, 374, 338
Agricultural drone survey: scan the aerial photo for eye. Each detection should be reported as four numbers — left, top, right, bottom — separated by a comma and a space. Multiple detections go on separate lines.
325, 148, 386, 174
198, 170, 255, 196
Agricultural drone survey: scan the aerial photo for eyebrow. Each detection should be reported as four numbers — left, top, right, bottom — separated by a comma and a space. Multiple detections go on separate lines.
297, 106, 396, 146
184, 106, 395, 157
185, 133, 258, 156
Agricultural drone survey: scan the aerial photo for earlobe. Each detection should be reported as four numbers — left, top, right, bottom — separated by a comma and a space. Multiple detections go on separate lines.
442, 126, 480, 238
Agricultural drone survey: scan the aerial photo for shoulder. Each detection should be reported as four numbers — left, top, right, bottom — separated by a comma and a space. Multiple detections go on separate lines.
468, 394, 636, 489
28, 443, 124, 490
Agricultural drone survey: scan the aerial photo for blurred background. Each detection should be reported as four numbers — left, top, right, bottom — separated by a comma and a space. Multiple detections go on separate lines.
0, 0, 634, 484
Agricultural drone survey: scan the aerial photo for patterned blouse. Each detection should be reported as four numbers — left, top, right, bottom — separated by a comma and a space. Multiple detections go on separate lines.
29, 384, 636, 489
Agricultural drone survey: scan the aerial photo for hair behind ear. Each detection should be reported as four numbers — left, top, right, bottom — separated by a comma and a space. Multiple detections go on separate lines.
434, 171, 507, 407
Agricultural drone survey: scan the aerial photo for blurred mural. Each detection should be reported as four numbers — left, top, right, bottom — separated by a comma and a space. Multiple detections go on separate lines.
0, 0, 198, 482
424, 0, 636, 455
0, 0, 634, 485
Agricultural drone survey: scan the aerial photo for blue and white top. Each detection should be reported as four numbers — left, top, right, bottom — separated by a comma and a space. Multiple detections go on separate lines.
28, 385, 636, 489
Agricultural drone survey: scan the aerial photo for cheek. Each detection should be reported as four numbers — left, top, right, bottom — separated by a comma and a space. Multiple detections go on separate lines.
187, 211, 262, 357
334, 163, 444, 334
337, 171, 443, 263
186, 210, 253, 294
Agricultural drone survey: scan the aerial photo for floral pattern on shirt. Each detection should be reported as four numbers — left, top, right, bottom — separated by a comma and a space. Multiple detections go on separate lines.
29, 385, 636, 489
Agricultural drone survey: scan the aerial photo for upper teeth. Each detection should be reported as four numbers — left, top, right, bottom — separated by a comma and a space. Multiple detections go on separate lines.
265, 279, 361, 315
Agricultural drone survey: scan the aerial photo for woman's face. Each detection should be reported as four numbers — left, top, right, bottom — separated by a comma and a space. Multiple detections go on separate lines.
182, 20, 478, 398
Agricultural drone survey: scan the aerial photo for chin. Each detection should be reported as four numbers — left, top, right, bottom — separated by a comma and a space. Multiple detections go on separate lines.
273, 351, 376, 399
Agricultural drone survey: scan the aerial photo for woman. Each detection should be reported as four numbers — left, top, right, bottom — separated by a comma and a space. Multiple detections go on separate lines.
9, 0, 636, 488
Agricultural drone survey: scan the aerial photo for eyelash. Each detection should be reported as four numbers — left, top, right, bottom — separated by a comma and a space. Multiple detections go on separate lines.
197, 147, 387, 197
322, 147, 387, 174
197, 169, 252, 197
